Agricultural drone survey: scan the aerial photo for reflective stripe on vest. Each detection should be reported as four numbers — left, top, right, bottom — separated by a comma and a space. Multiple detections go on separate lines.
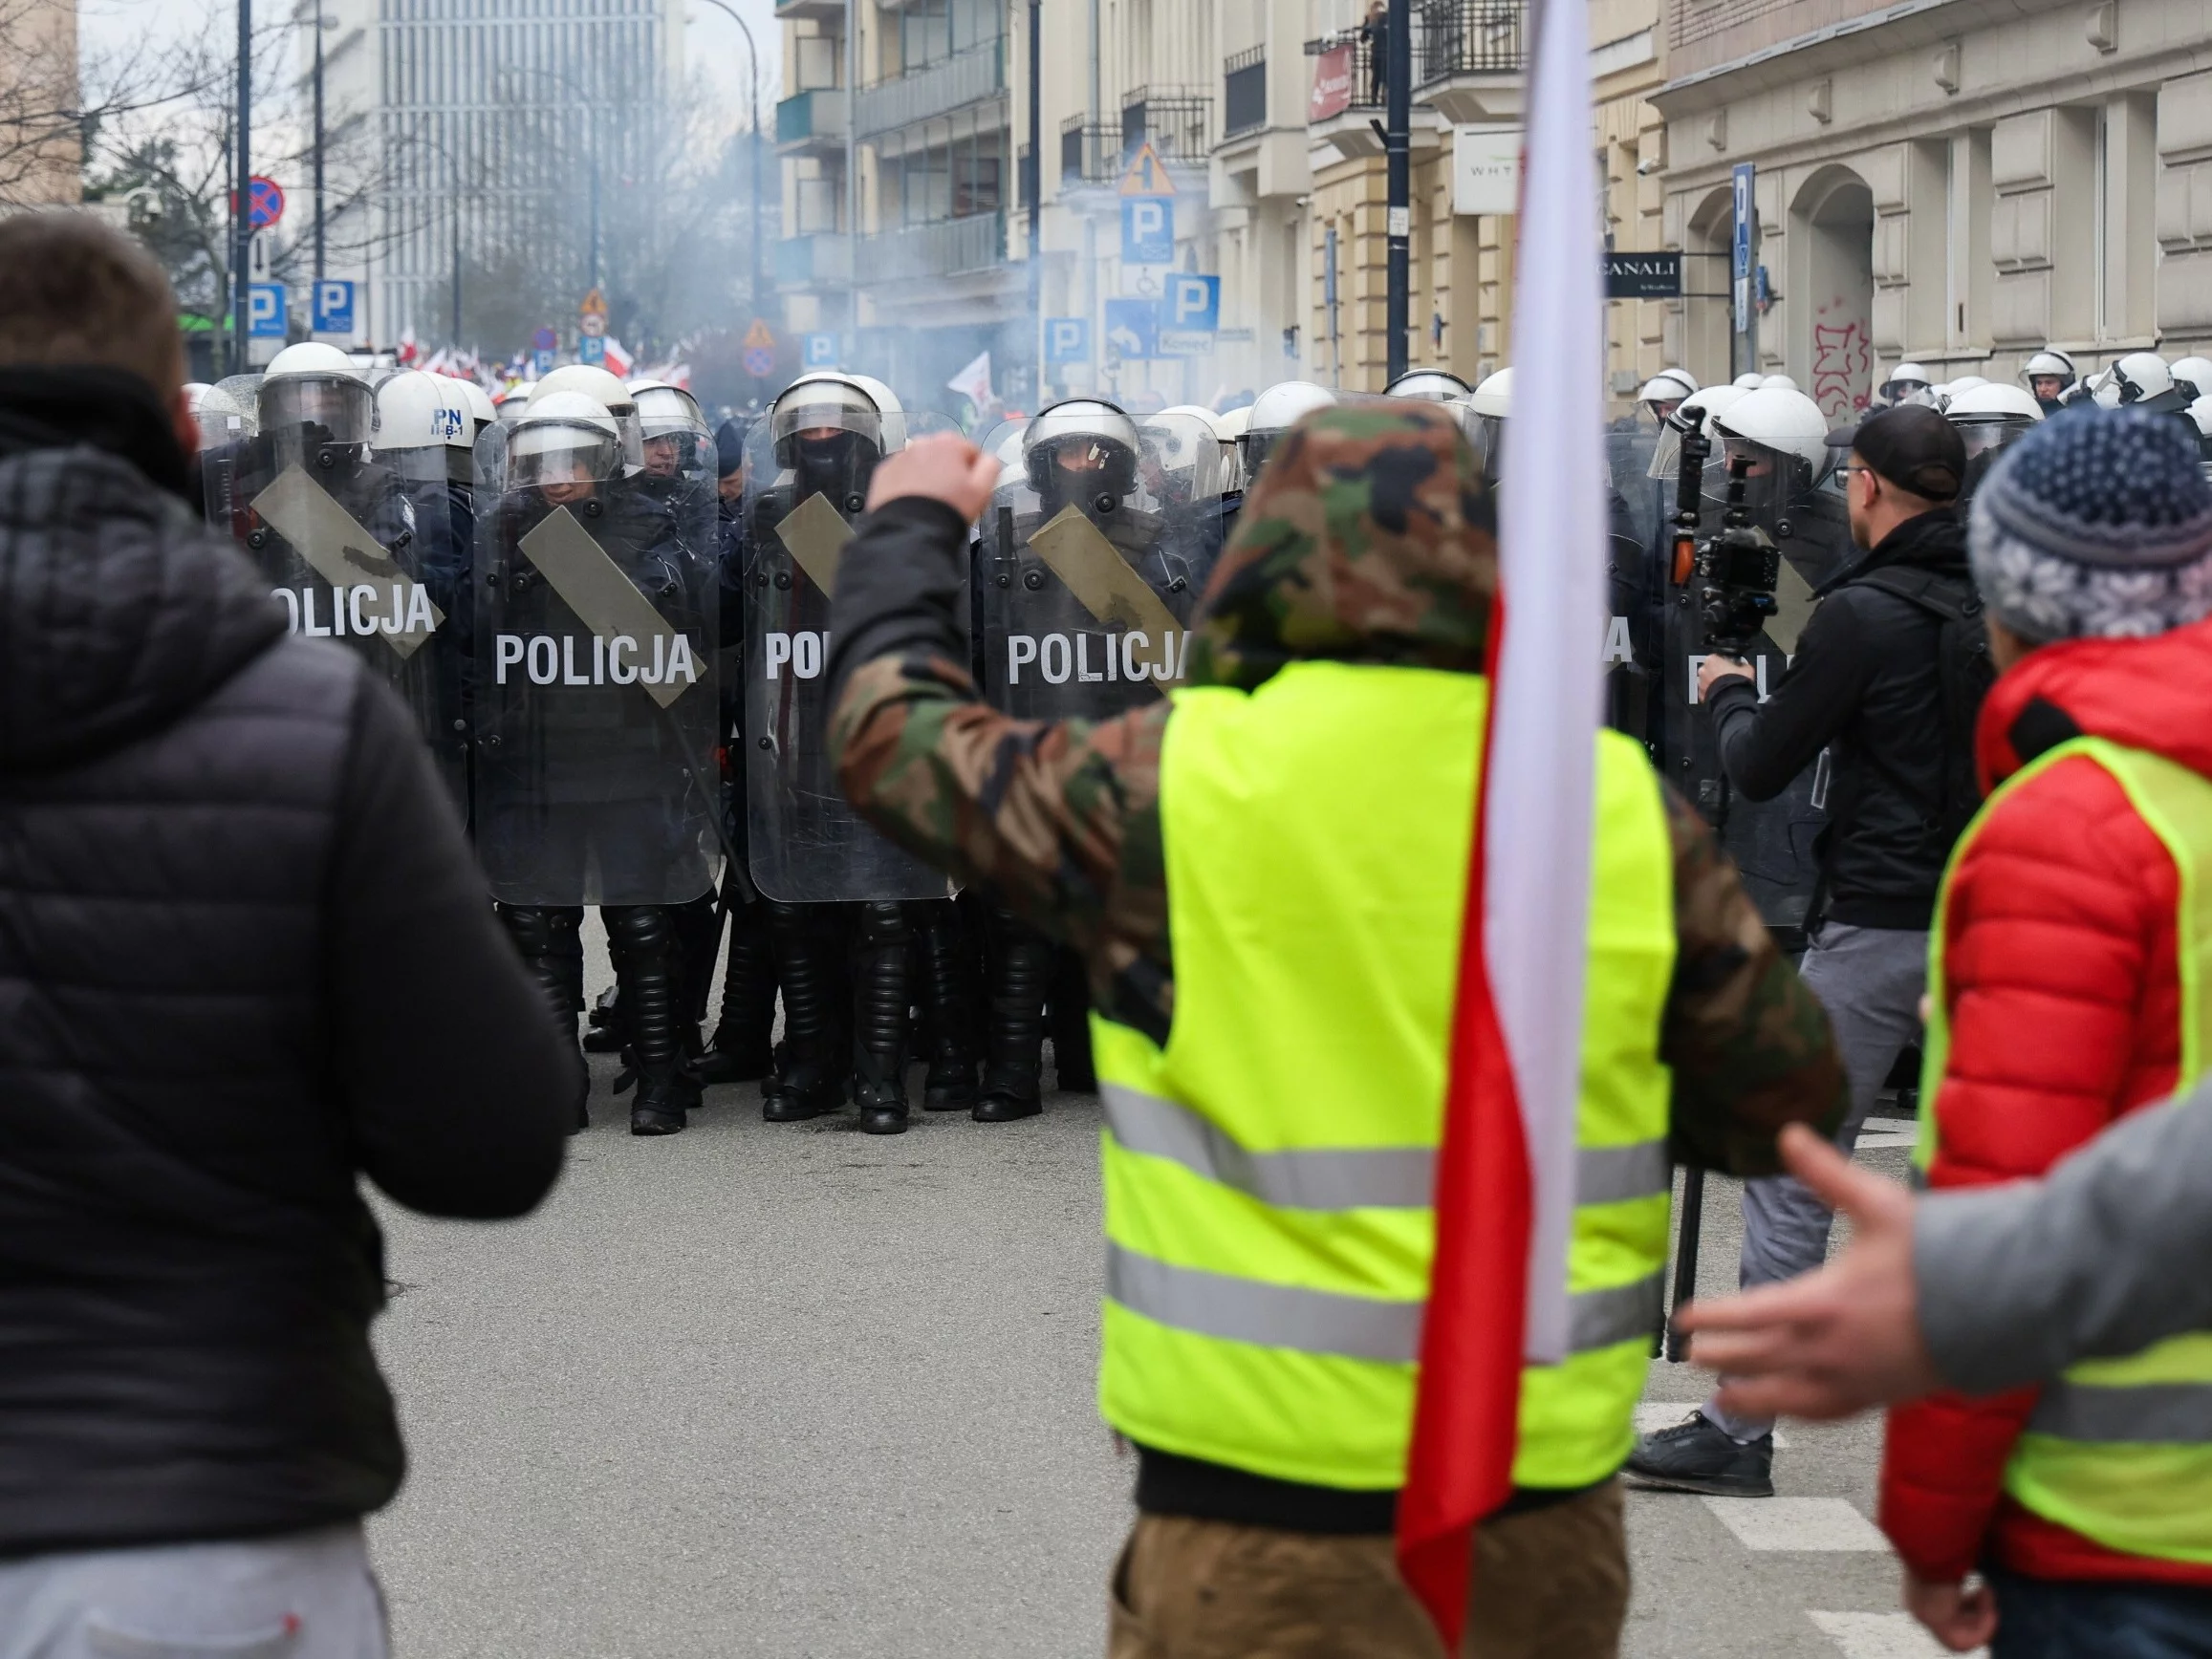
1095, 661, 1676, 1495
1921, 737, 2212, 1565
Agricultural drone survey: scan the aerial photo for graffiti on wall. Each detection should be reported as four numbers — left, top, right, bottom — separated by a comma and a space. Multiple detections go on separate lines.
1811, 315, 1872, 418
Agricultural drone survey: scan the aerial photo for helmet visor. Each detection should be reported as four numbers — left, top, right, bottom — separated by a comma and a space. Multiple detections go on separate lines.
262, 376, 374, 446
510, 422, 620, 489
770, 379, 882, 451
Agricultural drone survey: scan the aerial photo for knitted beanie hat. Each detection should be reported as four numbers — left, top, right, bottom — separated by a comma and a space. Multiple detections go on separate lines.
1969, 406, 2212, 643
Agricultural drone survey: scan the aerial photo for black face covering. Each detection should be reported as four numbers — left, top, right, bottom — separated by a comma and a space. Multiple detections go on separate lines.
796, 429, 871, 507
1045, 458, 1120, 524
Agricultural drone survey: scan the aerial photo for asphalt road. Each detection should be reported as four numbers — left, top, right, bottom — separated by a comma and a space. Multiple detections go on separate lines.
366, 945, 1955, 1657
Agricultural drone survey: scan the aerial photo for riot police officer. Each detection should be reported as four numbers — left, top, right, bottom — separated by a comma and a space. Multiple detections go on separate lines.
745, 375, 956, 1134
1943, 381, 2043, 501
1238, 380, 1336, 483
2021, 348, 2079, 414
474, 390, 722, 1135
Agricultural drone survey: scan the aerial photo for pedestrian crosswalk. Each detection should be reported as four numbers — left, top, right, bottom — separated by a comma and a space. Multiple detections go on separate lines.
1704, 1497, 1890, 1552
1854, 1113, 1919, 1152
1809, 1610, 1985, 1657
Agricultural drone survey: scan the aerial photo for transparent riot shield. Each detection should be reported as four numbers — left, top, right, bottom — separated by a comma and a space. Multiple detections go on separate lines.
979, 410, 1227, 723
1955, 415, 2038, 505
210, 374, 475, 808
741, 411, 956, 903
469, 417, 721, 908
197, 374, 261, 542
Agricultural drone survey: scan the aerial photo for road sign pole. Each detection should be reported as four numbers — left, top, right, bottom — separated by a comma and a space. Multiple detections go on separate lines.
232, 0, 250, 375
1384, 0, 1411, 384
1027, 0, 1042, 401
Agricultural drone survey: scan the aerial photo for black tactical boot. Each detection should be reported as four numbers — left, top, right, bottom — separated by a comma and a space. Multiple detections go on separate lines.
696, 891, 778, 1085
582, 984, 624, 1053
605, 905, 702, 1136
497, 904, 591, 1131
913, 899, 980, 1110
1622, 1411, 1775, 1497
851, 902, 913, 1134
762, 901, 849, 1122
976, 908, 1048, 1123
1047, 946, 1097, 1093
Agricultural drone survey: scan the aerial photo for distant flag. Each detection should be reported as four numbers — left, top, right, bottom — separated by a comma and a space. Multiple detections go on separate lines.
664, 361, 692, 391
603, 336, 635, 378
1395, 0, 1610, 1644
397, 328, 419, 367
946, 349, 993, 410
420, 347, 452, 377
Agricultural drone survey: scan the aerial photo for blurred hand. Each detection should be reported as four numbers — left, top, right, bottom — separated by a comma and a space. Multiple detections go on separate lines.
1679, 1125, 1941, 1419
1697, 655, 1756, 700
865, 433, 1001, 523
1903, 1569, 1999, 1652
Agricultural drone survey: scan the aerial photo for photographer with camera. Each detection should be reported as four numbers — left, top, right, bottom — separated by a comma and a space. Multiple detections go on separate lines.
1628, 402, 1980, 1500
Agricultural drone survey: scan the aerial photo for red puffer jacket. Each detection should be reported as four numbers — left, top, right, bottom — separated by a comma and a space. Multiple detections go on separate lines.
1880, 616, 2212, 1587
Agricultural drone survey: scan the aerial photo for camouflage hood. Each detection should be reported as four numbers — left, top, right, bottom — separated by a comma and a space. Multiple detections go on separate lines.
1182, 401, 1498, 690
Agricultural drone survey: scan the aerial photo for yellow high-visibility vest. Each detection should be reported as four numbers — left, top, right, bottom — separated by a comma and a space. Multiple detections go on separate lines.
1095, 659, 1676, 1493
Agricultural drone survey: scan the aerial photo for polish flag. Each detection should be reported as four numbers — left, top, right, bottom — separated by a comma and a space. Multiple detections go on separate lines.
1395, 0, 1608, 1642
663, 361, 691, 391
397, 328, 419, 367
603, 336, 635, 378
421, 347, 452, 377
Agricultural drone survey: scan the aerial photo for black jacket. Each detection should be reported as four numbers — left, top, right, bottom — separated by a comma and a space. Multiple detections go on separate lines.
0, 371, 574, 1558
1705, 507, 1969, 930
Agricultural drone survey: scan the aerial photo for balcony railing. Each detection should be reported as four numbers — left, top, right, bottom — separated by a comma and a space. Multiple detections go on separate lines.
1059, 118, 1122, 186
776, 233, 853, 289
1121, 85, 1214, 162
854, 39, 1007, 139
1420, 0, 1525, 79
862, 211, 1006, 283
1224, 47, 1268, 139
776, 88, 848, 146
1302, 29, 1422, 116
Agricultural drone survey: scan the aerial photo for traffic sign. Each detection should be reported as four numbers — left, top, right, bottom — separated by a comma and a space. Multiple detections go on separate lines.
532, 348, 555, 376
579, 334, 606, 367
247, 282, 287, 337
310, 279, 354, 334
1044, 317, 1091, 364
1158, 273, 1220, 356
581, 287, 609, 318
742, 318, 776, 351
532, 325, 557, 352
246, 176, 285, 229
1118, 140, 1174, 197
1103, 297, 1160, 362
743, 345, 775, 377
1121, 197, 1175, 266
802, 332, 838, 370
1731, 162, 1755, 331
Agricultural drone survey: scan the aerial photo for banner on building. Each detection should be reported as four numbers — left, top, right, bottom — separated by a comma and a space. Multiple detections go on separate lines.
1601, 252, 1681, 299
1453, 128, 1525, 217
1309, 43, 1354, 122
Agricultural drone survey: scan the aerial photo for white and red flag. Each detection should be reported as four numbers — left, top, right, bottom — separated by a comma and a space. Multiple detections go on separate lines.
1396, 0, 1608, 1640
396, 328, 419, 367
602, 337, 636, 378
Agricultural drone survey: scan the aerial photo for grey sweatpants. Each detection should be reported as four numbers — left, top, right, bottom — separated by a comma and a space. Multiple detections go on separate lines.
0, 1523, 384, 1659
1706, 920, 1928, 1440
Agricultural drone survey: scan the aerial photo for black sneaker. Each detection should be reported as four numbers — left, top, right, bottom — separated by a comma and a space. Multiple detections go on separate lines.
1621, 1411, 1774, 1497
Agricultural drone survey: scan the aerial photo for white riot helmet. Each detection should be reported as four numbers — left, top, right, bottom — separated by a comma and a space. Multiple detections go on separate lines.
1760, 374, 1801, 393
836, 373, 908, 452
508, 391, 622, 491
2096, 352, 2176, 408
1945, 381, 2043, 475
1712, 384, 1832, 473
629, 379, 706, 440
531, 364, 641, 467
2188, 396, 2212, 466
1242, 379, 1337, 475
1025, 399, 1141, 514
258, 340, 374, 446
2171, 357, 2212, 402
372, 370, 472, 484
1732, 372, 1764, 389
2021, 349, 2079, 396
1384, 369, 1472, 402
1468, 367, 1512, 418
1646, 383, 1749, 480
1878, 363, 1935, 406
1147, 406, 1230, 498
1638, 368, 1699, 413
455, 378, 498, 442
770, 374, 884, 510
492, 385, 528, 426
190, 382, 249, 449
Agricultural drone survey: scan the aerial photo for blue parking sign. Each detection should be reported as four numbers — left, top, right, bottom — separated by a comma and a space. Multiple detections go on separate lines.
1159, 274, 1221, 356
803, 332, 838, 370
1121, 197, 1174, 266
247, 283, 287, 338
1044, 317, 1091, 364
311, 279, 355, 334
1103, 298, 1160, 362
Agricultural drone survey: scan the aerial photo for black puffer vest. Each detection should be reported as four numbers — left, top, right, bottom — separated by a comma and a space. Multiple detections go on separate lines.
0, 441, 402, 1555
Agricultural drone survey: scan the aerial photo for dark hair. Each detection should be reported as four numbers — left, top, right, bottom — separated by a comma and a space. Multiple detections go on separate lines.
0, 210, 184, 394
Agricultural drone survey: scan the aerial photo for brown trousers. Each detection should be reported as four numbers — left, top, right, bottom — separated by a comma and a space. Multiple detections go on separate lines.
1106, 1482, 1628, 1659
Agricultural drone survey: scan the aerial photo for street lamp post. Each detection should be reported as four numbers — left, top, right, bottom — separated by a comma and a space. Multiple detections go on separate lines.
695, 0, 764, 328
232, 0, 251, 375
1384, 0, 1411, 383
312, 0, 325, 282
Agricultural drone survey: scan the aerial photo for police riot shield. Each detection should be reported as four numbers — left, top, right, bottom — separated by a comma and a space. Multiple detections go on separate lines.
209, 370, 476, 807
978, 406, 1227, 723
198, 374, 261, 541
1657, 440, 1839, 945
469, 401, 721, 908
742, 382, 957, 903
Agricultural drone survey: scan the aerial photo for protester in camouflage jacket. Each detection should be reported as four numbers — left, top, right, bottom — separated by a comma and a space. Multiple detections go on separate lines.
825, 403, 1844, 1176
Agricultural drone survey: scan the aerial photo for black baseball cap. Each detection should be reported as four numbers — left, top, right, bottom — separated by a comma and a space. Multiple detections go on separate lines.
1824, 404, 1965, 502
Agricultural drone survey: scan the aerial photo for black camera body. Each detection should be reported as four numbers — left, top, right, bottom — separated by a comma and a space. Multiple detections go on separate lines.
1693, 455, 1782, 660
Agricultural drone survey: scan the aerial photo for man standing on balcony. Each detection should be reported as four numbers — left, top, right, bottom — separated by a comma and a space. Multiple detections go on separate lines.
1361, 0, 1390, 102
